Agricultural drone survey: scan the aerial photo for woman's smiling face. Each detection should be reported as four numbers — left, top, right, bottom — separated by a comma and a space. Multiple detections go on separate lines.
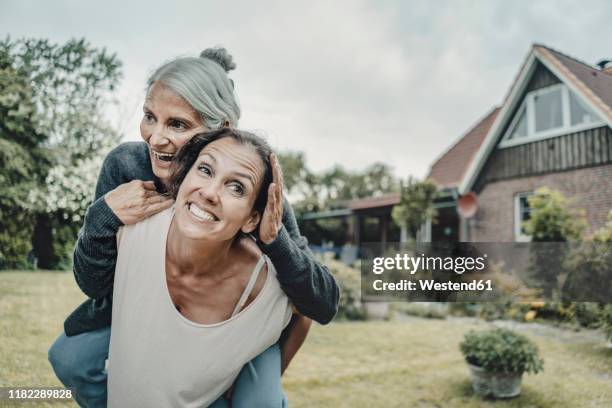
174, 137, 266, 242
140, 82, 207, 184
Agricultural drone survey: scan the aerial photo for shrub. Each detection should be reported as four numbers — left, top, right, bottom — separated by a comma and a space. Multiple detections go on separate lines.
394, 302, 447, 319
523, 187, 586, 242
448, 303, 481, 317
573, 303, 606, 329
535, 301, 573, 322
323, 254, 365, 321
479, 301, 531, 322
0, 204, 35, 269
460, 328, 544, 374
592, 209, 612, 243
0, 37, 121, 270
523, 187, 587, 298
563, 211, 612, 333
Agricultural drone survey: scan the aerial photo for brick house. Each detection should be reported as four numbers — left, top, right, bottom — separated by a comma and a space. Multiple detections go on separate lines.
300, 44, 612, 249
426, 44, 612, 242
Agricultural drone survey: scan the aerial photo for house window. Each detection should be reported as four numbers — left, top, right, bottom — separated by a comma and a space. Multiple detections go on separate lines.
533, 86, 563, 133
507, 107, 528, 141
569, 90, 599, 127
501, 84, 603, 148
514, 192, 533, 242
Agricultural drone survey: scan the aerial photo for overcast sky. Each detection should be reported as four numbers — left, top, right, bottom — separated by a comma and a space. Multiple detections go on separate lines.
2, 0, 611, 178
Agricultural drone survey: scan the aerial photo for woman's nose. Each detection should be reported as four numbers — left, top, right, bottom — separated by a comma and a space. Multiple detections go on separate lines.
199, 184, 220, 205
149, 126, 170, 148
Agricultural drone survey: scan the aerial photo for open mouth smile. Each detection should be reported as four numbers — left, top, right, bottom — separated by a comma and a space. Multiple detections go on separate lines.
152, 149, 175, 162
187, 202, 220, 222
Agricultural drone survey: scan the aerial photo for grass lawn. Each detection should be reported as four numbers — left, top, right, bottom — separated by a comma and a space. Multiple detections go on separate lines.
1, 271, 611, 407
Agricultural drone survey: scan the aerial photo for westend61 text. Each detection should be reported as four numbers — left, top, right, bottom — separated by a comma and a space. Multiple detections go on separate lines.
372, 279, 493, 292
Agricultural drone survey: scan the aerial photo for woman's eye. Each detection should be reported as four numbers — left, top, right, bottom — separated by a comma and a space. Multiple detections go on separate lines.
228, 183, 244, 196
143, 112, 155, 123
169, 120, 187, 131
197, 164, 212, 176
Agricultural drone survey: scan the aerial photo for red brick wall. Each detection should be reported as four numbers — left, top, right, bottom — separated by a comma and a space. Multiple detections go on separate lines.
464, 164, 612, 242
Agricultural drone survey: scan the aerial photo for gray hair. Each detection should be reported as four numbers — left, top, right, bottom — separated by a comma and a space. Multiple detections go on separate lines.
146, 47, 240, 130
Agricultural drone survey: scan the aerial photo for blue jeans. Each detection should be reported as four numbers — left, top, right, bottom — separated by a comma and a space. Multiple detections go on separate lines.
48, 327, 287, 408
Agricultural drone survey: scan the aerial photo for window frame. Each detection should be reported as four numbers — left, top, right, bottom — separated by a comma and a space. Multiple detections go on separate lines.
514, 191, 534, 242
500, 84, 605, 149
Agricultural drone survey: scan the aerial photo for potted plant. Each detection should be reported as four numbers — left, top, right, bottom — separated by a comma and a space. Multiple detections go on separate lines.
460, 328, 544, 398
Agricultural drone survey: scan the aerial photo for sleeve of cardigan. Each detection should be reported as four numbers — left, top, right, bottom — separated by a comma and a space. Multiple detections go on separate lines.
259, 198, 340, 324
72, 147, 125, 299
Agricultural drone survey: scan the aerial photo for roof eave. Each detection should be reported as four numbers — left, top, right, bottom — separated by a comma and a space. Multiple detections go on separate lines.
459, 48, 538, 194
536, 46, 612, 126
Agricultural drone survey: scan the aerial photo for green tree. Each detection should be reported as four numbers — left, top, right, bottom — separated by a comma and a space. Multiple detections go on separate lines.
277, 151, 324, 215
279, 153, 399, 216
523, 187, 586, 242
563, 210, 612, 321
0, 37, 122, 269
320, 162, 397, 205
279, 153, 399, 247
0, 50, 47, 268
523, 187, 587, 298
391, 177, 438, 241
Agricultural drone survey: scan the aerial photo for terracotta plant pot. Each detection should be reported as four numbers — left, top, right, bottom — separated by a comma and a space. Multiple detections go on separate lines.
468, 364, 523, 398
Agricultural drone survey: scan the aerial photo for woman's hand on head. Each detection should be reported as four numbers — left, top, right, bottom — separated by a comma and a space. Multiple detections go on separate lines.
105, 180, 174, 225
258, 153, 284, 245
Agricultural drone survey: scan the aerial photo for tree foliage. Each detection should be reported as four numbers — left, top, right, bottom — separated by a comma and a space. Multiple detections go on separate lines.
523, 186, 586, 242
279, 152, 400, 246
522, 187, 590, 298
0, 37, 122, 269
278, 151, 398, 215
391, 177, 438, 240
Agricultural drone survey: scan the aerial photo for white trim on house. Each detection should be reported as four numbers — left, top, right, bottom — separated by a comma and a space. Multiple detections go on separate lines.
499, 121, 606, 149
459, 46, 612, 195
458, 50, 538, 195
535, 48, 612, 126
499, 83, 605, 149
514, 192, 533, 242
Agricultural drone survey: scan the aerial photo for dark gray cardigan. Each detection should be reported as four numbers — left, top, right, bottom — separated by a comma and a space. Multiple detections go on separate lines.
64, 142, 339, 336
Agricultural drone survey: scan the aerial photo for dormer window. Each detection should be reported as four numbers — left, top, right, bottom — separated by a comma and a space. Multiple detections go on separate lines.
500, 84, 604, 148
507, 108, 527, 140
569, 90, 599, 127
533, 86, 563, 133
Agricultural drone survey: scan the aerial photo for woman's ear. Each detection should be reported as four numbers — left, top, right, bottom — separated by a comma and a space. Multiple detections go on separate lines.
241, 210, 261, 234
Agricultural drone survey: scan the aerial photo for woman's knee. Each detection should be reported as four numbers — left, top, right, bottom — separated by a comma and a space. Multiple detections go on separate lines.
49, 332, 79, 385
48, 327, 111, 386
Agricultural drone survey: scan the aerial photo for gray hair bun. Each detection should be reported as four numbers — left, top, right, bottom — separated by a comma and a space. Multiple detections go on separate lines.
200, 47, 236, 72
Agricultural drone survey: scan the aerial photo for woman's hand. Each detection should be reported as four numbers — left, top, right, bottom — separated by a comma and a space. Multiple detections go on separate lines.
104, 180, 174, 225
258, 154, 284, 244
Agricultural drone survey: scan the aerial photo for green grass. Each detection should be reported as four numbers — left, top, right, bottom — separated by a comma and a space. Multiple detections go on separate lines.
1, 271, 611, 407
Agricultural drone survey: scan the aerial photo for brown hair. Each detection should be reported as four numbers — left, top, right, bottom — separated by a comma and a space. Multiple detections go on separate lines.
167, 128, 273, 214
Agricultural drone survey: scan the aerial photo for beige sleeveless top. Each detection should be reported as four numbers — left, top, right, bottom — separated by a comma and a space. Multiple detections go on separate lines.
107, 207, 292, 408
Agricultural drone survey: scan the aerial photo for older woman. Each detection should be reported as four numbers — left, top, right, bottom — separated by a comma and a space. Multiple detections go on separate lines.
49, 47, 338, 407
109, 128, 295, 406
